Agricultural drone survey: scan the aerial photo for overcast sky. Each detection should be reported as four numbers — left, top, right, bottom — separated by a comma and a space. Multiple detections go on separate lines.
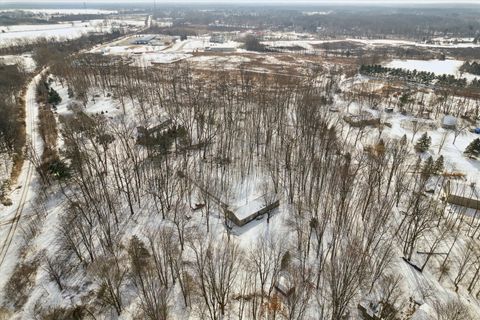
3, 0, 480, 3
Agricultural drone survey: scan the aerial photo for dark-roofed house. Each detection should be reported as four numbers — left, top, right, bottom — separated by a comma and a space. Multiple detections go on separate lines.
136, 118, 173, 143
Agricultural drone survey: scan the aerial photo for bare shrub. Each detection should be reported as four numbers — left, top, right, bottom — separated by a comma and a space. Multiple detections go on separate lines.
4, 258, 40, 310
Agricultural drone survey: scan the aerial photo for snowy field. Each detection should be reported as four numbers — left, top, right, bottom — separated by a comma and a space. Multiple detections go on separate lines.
0, 9, 117, 15
386, 59, 479, 81
0, 54, 36, 72
0, 19, 146, 47
92, 36, 244, 66
0, 21, 110, 46
386, 59, 464, 76
262, 38, 480, 52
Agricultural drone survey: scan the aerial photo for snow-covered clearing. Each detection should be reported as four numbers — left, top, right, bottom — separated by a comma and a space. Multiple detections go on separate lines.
0, 9, 117, 15
0, 54, 36, 72
50, 79, 125, 118
0, 18, 145, 47
386, 59, 464, 76
0, 72, 44, 302
351, 38, 480, 48
93, 36, 244, 66
386, 59, 479, 81
342, 78, 480, 182
0, 21, 110, 46
262, 37, 480, 52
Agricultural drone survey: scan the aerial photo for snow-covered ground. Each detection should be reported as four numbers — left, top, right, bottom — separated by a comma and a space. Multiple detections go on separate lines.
92, 36, 244, 66
386, 59, 464, 76
0, 54, 36, 72
262, 37, 480, 51
50, 79, 124, 118
1, 20, 480, 317
0, 18, 145, 47
343, 78, 480, 183
0, 9, 117, 15
386, 59, 479, 81
386, 114, 480, 182
0, 21, 108, 46
0, 72, 44, 302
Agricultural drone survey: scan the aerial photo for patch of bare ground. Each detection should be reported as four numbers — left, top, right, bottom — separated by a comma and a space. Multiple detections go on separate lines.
35, 76, 60, 184
3, 257, 40, 311
0, 308, 12, 320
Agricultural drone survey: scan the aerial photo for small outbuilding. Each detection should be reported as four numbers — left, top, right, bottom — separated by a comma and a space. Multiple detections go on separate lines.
442, 115, 457, 130
443, 181, 480, 210
343, 112, 380, 128
131, 35, 156, 45
205, 46, 236, 52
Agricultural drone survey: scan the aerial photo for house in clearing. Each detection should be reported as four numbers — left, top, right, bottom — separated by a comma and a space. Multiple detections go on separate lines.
343, 112, 380, 128
131, 35, 156, 45
225, 193, 279, 227
443, 181, 480, 210
136, 118, 173, 143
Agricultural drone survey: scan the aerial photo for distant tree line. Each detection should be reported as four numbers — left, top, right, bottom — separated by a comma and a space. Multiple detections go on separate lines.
155, 6, 480, 40
0, 11, 51, 26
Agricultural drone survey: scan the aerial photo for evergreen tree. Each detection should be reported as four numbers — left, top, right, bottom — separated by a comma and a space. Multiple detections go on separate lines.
422, 156, 434, 177
127, 235, 150, 274
433, 155, 444, 174
375, 139, 386, 156
415, 132, 431, 153
465, 138, 480, 158
48, 88, 62, 106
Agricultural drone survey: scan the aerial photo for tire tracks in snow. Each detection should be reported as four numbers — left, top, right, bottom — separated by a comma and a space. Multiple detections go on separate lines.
0, 74, 39, 267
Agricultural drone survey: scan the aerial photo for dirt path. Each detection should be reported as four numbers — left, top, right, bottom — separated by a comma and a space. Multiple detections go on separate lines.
0, 72, 43, 267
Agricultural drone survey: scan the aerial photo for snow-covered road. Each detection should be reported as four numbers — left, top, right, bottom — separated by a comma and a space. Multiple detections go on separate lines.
0, 72, 43, 297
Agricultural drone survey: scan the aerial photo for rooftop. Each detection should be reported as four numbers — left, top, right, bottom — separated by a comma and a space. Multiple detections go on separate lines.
446, 181, 480, 200
231, 192, 277, 220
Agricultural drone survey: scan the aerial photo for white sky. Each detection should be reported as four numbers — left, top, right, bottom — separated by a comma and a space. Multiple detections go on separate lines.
2, 0, 480, 3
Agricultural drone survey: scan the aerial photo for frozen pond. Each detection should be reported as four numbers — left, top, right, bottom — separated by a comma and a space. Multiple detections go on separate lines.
386, 59, 478, 81
386, 59, 463, 76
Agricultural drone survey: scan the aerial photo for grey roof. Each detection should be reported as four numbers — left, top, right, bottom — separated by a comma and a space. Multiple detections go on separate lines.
442, 115, 457, 126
